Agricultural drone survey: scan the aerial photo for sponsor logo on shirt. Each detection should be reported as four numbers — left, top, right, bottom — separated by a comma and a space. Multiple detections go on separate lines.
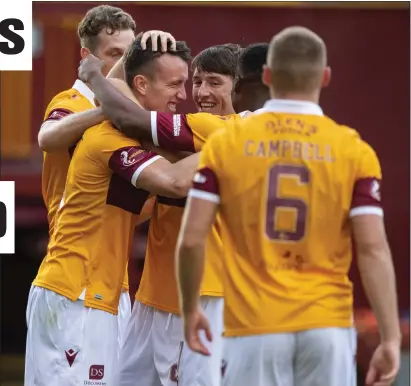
173, 114, 181, 137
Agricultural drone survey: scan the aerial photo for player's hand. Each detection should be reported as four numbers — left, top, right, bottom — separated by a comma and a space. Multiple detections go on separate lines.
366, 340, 401, 386
78, 54, 105, 83
140, 30, 176, 52
183, 307, 212, 356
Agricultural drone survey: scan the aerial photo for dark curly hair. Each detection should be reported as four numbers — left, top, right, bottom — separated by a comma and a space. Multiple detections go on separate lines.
192, 43, 243, 77
77, 5, 136, 52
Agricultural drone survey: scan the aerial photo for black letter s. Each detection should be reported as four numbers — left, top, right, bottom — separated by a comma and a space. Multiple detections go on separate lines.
0, 202, 6, 237
0, 18, 25, 55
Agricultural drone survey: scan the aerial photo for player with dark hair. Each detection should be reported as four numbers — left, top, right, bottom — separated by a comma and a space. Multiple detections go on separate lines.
122, 33, 191, 113
27, 34, 197, 386
78, 40, 268, 386
192, 43, 243, 115
177, 26, 401, 386
26, 4, 178, 385
233, 43, 270, 113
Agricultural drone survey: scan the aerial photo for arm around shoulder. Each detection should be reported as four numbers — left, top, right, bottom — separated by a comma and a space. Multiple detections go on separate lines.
38, 107, 105, 152
135, 153, 200, 198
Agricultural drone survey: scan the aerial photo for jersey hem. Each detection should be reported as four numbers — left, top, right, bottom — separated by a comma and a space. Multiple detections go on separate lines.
84, 299, 118, 315
135, 291, 223, 314
134, 296, 180, 315
199, 290, 223, 297
33, 281, 121, 315
223, 320, 354, 337
32, 281, 81, 302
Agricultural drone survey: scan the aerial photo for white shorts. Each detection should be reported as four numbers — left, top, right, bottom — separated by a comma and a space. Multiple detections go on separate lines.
117, 296, 224, 386
117, 290, 131, 351
178, 296, 224, 386
222, 327, 357, 386
24, 285, 128, 386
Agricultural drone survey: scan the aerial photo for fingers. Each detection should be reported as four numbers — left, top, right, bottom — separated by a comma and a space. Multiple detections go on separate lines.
187, 335, 211, 356
201, 318, 213, 342
140, 30, 176, 52
160, 33, 176, 52
366, 366, 377, 385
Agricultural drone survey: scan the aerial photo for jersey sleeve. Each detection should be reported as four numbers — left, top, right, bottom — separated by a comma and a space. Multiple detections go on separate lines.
349, 140, 383, 218
87, 124, 163, 187
187, 130, 225, 204
43, 95, 86, 123
150, 111, 231, 152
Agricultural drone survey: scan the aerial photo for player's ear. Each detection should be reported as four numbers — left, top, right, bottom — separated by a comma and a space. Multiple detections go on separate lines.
321, 66, 331, 88
133, 74, 149, 96
262, 64, 271, 88
80, 47, 91, 61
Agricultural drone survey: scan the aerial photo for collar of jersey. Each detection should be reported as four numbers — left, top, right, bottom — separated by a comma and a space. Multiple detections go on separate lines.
72, 79, 96, 107
254, 99, 323, 116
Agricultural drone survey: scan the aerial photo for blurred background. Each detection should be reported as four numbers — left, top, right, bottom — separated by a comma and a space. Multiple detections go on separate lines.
0, 1, 409, 385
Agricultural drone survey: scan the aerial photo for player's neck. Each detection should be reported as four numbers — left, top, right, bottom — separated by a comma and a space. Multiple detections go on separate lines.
270, 90, 320, 105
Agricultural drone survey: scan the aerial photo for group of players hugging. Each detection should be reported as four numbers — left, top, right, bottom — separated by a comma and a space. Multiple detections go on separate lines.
24, 4, 401, 386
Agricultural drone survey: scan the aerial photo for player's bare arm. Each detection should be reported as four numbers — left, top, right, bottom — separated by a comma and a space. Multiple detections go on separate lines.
137, 152, 200, 198
38, 107, 105, 152
352, 214, 401, 385
79, 55, 152, 142
176, 195, 218, 356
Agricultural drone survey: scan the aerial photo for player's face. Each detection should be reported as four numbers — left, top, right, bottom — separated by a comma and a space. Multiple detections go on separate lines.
145, 54, 188, 113
94, 29, 135, 76
192, 69, 234, 115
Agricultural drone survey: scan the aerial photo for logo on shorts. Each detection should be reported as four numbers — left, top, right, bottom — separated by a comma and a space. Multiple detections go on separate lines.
169, 363, 178, 382
65, 349, 79, 367
89, 365, 104, 380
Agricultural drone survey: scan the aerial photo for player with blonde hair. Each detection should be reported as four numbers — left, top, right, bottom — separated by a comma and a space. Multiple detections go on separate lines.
176, 26, 401, 386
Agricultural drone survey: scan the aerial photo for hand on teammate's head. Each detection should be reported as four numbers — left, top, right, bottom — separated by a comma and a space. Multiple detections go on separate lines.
183, 307, 213, 357
140, 30, 176, 52
78, 54, 105, 83
366, 340, 401, 386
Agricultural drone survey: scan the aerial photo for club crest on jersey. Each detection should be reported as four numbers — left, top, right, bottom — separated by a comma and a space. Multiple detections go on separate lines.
193, 172, 207, 184
371, 180, 381, 201
120, 149, 142, 167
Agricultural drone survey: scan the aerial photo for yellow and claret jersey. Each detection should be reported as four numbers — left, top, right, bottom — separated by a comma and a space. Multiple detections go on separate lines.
40, 80, 130, 292
136, 112, 242, 314
34, 121, 161, 314
150, 111, 238, 152
42, 80, 95, 237
190, 99, 383, 337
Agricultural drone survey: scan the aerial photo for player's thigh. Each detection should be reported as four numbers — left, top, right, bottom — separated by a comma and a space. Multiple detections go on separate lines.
222, 334, 295, 386
152, 309, 183, 386
25, 286, 77, 386
294, 327, 357, 386
178, 296, 224, 386
116, 301, 161, 386
117, 290, 132, 350
24, 286, 118, 386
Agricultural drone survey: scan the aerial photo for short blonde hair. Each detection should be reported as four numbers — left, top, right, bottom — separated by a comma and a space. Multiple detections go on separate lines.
267, 26, 327, 93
